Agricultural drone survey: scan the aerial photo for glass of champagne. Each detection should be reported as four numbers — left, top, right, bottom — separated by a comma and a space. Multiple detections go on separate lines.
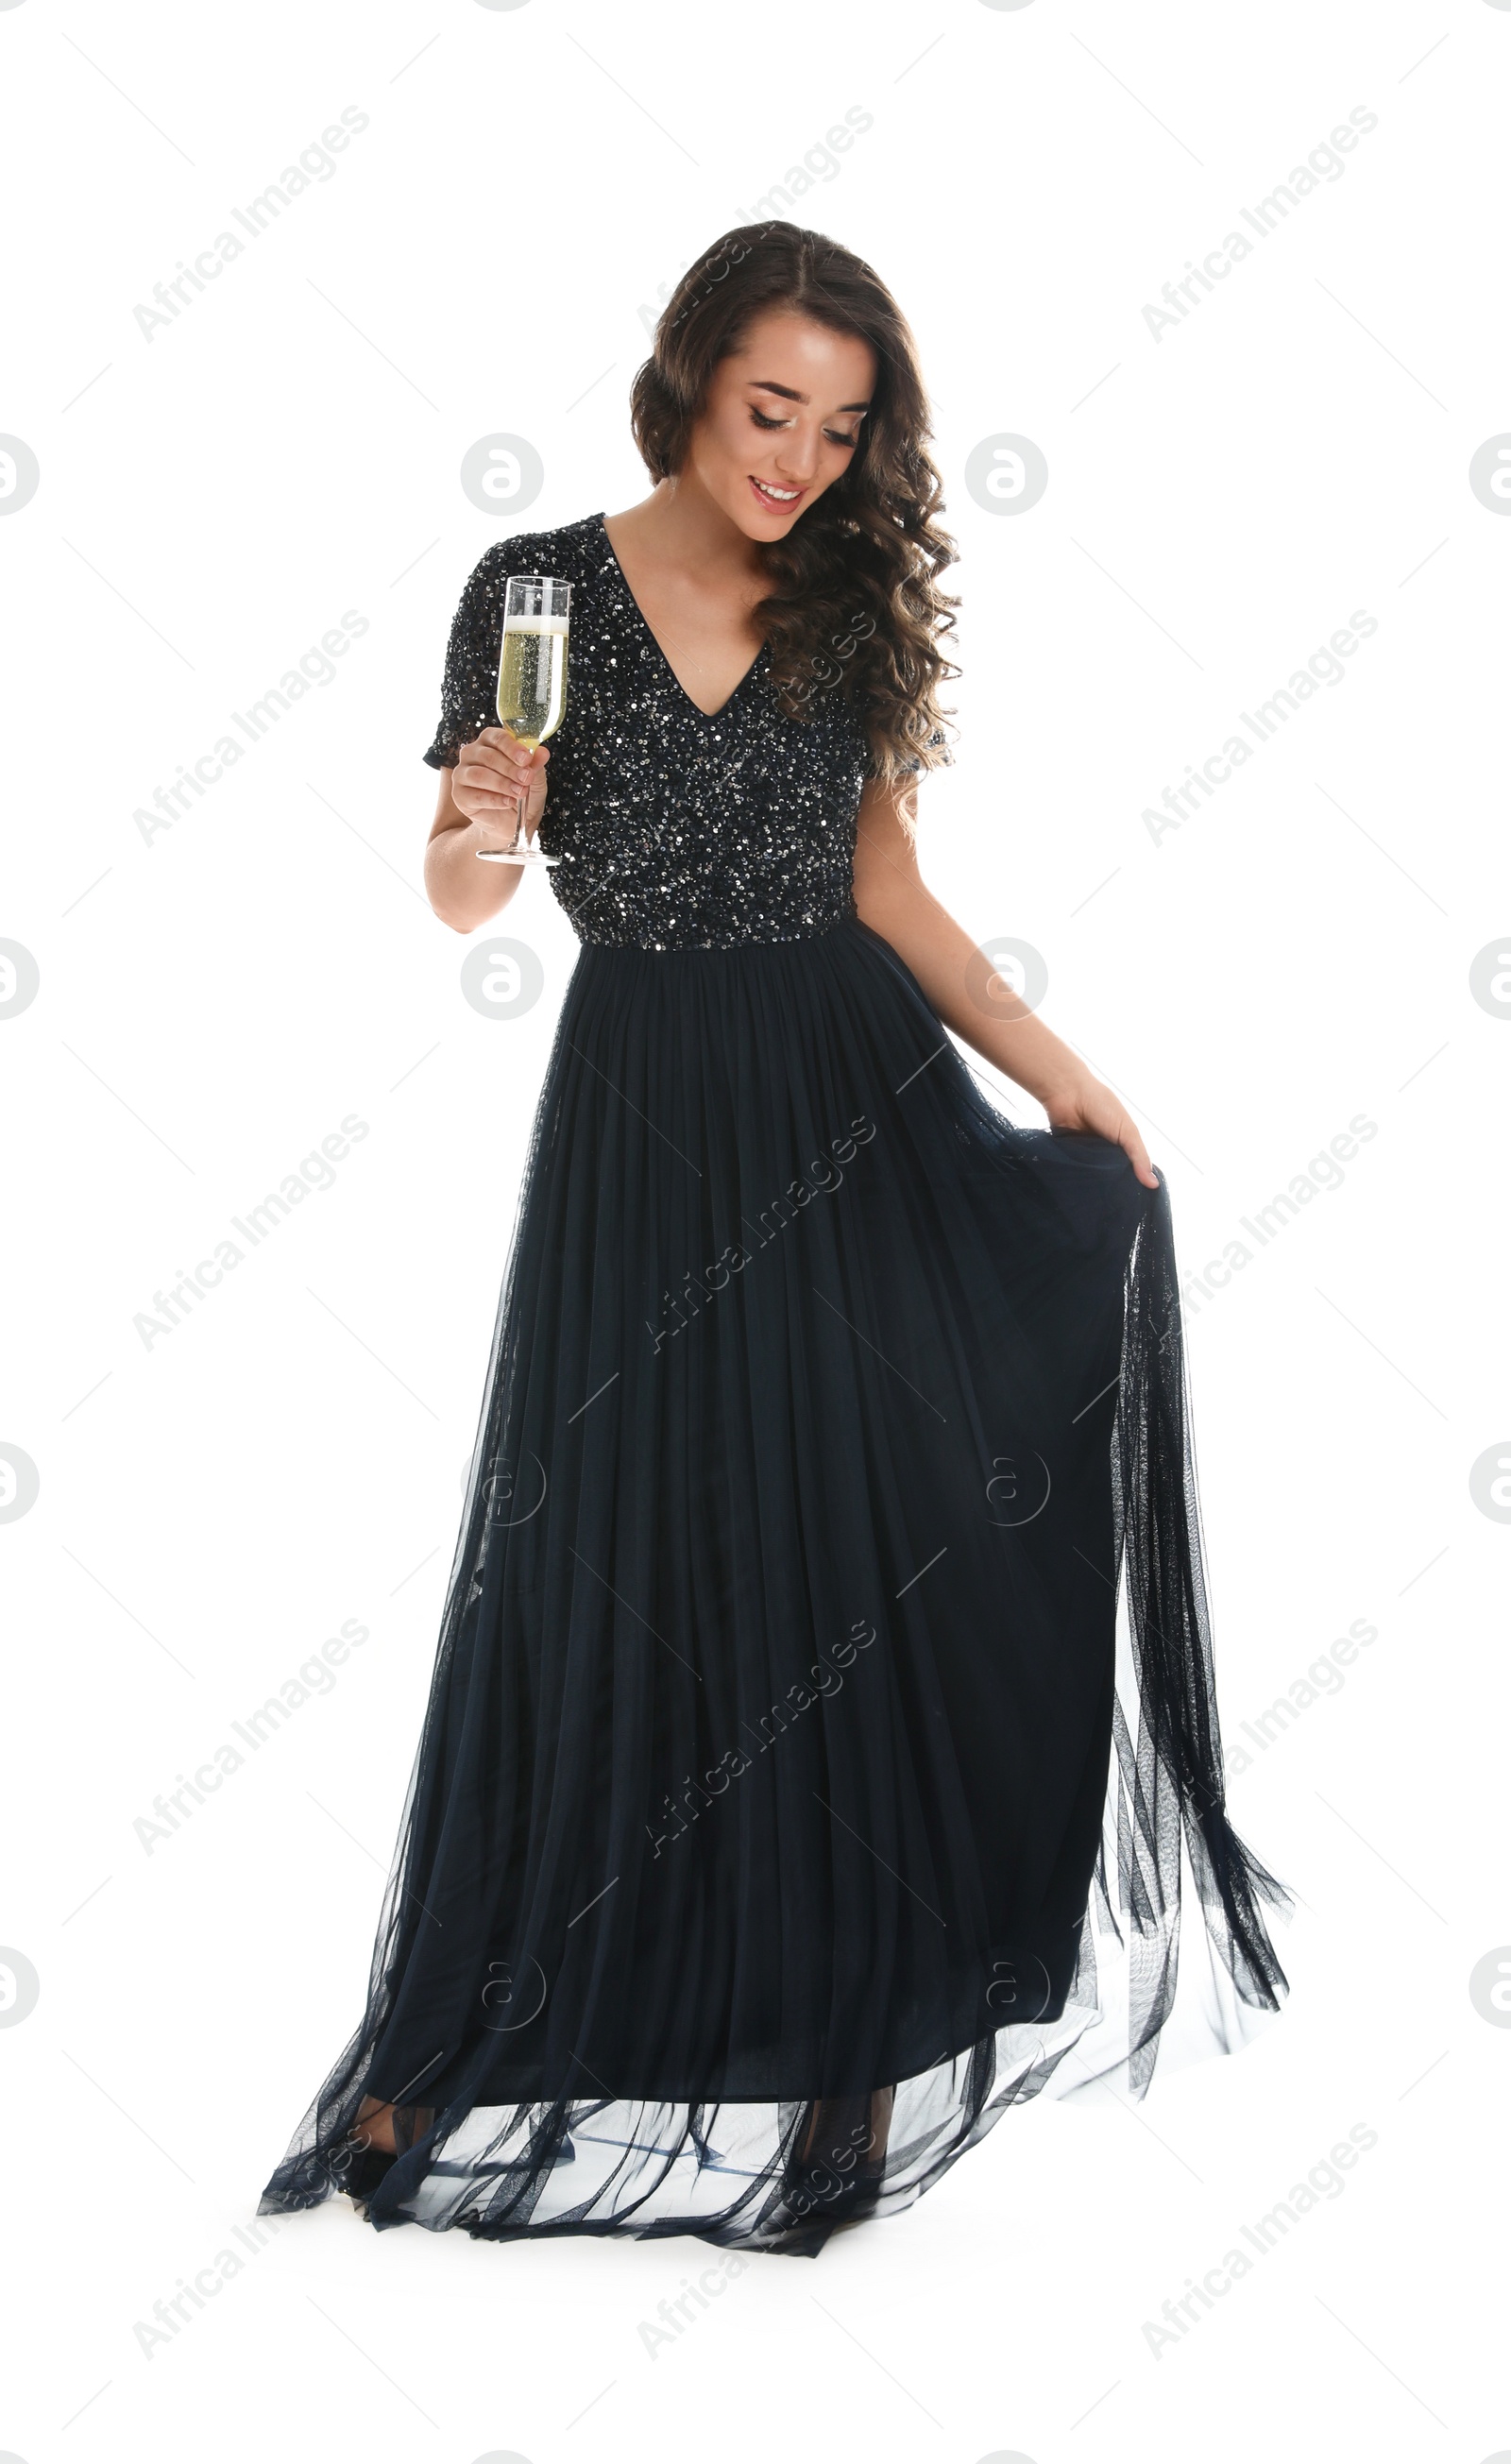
476, 573, 570, 866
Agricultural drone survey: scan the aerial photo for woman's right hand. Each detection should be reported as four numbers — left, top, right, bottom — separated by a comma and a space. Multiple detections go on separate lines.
451, 726, 550, 853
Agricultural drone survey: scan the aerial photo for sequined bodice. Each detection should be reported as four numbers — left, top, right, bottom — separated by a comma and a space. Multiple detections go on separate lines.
422, 513, 873, 950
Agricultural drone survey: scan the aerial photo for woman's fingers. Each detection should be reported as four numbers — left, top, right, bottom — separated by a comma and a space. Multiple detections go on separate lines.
464, 728, 542, 784
458, 737, 541, 775
458, 733, 548, 806
454, 760, 516, 796
1048, 1078, 1160, 1190
1123, 1123, 1159, 1189
1101, 1098, 1157, 1188
453, 729, 549, 839
453, 780, 515, 816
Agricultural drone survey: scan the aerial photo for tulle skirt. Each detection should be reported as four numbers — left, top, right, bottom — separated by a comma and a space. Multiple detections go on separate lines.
259, 915, 1291, 2254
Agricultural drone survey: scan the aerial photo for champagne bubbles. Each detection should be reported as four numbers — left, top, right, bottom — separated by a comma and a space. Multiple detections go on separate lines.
461, 937, 545, 1019
965, 936, 1049, 1018
0, 1445, 40, 1523
0, 941, 40, 1018
965, 433, 1048, 515
461, 433, 544, 516
1468, 1947, 1511, 2025
1469, 939, 1511, 1016
0, 1948, 40, 2028
0, 435, 40, 514
1469, 434, 1511, 509
1468, 1444, 1511, 1521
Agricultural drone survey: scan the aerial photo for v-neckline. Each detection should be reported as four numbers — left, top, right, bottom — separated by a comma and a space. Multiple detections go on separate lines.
596, 511, 764, 722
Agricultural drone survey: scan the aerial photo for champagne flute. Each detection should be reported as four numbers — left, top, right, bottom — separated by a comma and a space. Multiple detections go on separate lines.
477, 573, 571, 866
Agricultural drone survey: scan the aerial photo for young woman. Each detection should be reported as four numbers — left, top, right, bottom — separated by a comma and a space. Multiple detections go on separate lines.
260, 223, 1290, 2257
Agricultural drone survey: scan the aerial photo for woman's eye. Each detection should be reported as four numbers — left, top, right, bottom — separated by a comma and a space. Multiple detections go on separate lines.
749, 408, 860, 446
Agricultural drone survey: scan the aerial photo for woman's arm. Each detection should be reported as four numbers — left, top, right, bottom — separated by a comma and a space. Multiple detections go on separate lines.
852, 776, 1157, 1188
424, 728, 551, 934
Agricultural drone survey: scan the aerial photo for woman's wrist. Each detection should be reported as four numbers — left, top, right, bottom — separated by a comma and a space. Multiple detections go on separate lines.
967, 1008, 1092, 1113
425, 813, 515, 932
1024, 1054, 1095, 1113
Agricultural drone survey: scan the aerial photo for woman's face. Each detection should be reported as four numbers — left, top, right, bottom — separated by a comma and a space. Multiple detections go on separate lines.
685, 308, 877, 539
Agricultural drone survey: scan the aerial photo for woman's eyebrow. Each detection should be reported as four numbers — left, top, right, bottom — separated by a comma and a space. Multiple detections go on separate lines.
749, 379, 872, 412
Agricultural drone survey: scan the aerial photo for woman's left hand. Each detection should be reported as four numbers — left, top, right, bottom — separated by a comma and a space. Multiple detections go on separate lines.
1044, 1074, 1159, 1189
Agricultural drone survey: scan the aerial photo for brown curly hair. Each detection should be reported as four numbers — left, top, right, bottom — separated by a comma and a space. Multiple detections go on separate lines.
629, 222, 959, 784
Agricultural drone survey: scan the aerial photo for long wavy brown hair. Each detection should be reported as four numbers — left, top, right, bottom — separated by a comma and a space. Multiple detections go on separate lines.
629, 222, 958, 784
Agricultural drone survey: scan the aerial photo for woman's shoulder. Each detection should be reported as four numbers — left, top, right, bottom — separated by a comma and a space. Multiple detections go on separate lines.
458, 512, 607, 598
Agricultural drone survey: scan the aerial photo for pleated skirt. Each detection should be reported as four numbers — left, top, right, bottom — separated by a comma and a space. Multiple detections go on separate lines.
259, 915, 1290, 2253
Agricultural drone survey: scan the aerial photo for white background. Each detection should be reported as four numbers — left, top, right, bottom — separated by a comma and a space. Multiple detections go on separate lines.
2, 0, 1506, 2457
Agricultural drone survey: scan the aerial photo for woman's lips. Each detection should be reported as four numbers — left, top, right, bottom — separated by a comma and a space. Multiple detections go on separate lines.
749, 474, 805, 512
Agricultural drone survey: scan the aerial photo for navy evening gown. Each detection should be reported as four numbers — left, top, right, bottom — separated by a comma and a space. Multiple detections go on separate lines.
259, 514, 1290, 2255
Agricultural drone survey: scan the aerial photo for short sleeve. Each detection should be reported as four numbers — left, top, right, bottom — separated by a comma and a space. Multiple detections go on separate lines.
421, 543, 518, 769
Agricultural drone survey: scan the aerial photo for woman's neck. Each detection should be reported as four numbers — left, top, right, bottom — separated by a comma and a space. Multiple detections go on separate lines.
608, 470, 765, 591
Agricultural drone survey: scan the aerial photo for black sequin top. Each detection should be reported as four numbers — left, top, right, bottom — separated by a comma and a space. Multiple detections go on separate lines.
422, 512, 880, 952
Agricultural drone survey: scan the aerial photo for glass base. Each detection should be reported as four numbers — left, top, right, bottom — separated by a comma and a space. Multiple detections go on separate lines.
477, 844, 558, 867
